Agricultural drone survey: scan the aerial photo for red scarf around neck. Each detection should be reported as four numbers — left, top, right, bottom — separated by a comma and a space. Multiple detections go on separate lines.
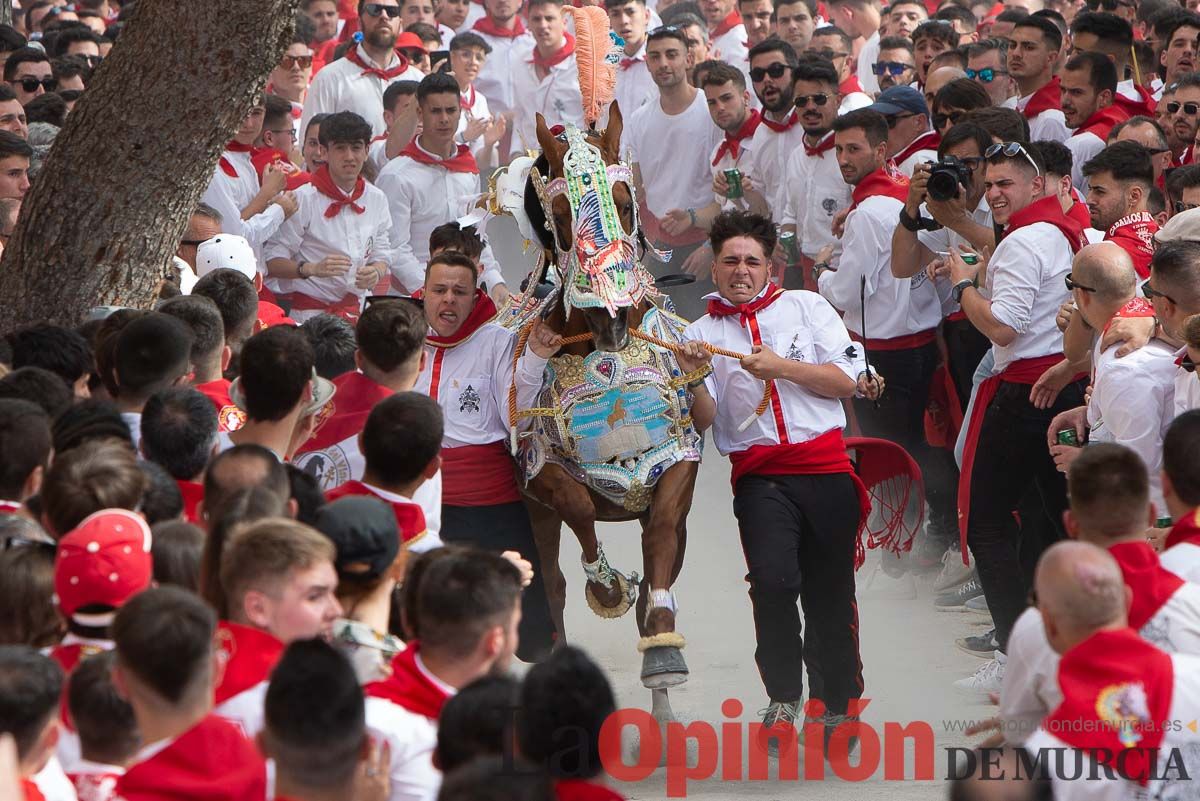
710, 8, 743, 38
345, 45, 410, 80
891, 130, 941, 166
531, 33, 576, 69
219, 140, 254, 178
619, 52, 644, 70
1166, 507, 1200, 550
1104, 211, 1157, 279
1044, 627, 1174, 785
711, 109, 762, 165
1003, 194, 1088, 254
1022, 75, 1061, 119
760, 109, 799, 133
1113, 83, 1156, 118
850, 166, 910, 210
1074, 104, 1129, 142
425, 289, 498, 347
365, 643, 451, 720
706, 283, 785, 327
473, 14, 527, 37
460, 84, 476, 109
400, 138, 479, 174
804, 130, 835, 157
1108, 540, 1185, 630
839, 74, 863, 95
311, 164, 366, 218
214, 621, 285, 705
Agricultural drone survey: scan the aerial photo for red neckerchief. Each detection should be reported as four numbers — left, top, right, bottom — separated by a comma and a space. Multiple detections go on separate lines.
325, 480, 429, 543
1108, 540, 1185, 630
555, 779, 626, 801
250, 147, 311, 191
214, 621, 285, 705
473, 15, 527, 37
219, 140, 254, 178
311, 164, 366, 218
365, 642, 450, 720
1003, 195, 1088, 254
803, 130, 835, 157
839, 74, 863, 95
425, 289, 498, 347
850, 166, 910, 210
1166, 507, 1200, 550
344, 45, 410, 80
21, 779, 45, 801
705, 283, 785, 327
891, 130, 941, 166
399, 138, 480, 174
531, 33, 576, 69
1113, 83, 1156, 118
177, 480, 204, 524
760, 109, 799, 133
1074, 104, 1129, 142
711, 109, 762, 165
460, 84, 476, 110
297, 371, 390, 451
710, 8, 743, 38
1104, 211, 1158, 279
1021, 75, 1061, 119
0, 500, 21, 514
1101, 296, 1156, 338
1044, 627, 1173, 785
619, 52, 644, 70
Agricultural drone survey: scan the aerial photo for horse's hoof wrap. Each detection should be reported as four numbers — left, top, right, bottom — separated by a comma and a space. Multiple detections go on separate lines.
584, 570, 634, 619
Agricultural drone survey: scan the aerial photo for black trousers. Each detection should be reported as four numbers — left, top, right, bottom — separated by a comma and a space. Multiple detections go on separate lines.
943, 317, 993, 413
733, 472, 863, 714
966, 378, 1087, 652
441, 501, 557, 663
853, 342, 958, 534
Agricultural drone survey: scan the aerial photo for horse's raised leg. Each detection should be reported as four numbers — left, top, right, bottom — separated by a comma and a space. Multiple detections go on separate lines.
523, 497, 568, 644
528, 464, 635, 617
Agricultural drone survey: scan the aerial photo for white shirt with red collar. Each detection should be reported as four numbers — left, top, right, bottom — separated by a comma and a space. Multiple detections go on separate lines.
1066, 106, 1131, 193
708, 111, 761, 212
375, 138, 481, 294
1016, 83, 1071, 144
623, 90, 723, 218
67, 760, 123, 801
708, 10, 748, 69
509, 40, 585, 156
300, 44, 425, 138
263, 177, 393, 317
892, 130, 940, 177
783, 130, 852, 260
115, 715, 267, 801
818, 172, 941, 342
456, 83, 493, 152
471, 20, 535, 114
211, 621, 284, 740
1174, 345, 1200, 418
326, 479, 445, 552
744, 109, 807, 226
837, 75, 873, 114
1162, 510, 1200, 583
200, 148, 286, 261
684, 287, 856, 455
613, 40, 656, 118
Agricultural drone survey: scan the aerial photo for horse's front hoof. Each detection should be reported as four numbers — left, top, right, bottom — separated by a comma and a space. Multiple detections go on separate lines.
639, 633, 688, 689
585, 571, 634, 618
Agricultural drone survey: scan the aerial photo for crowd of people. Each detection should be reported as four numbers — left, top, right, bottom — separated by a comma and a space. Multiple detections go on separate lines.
2, 0, 1200, 797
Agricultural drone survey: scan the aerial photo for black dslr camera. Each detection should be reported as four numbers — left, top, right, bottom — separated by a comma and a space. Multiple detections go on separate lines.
926, 156, 973, 202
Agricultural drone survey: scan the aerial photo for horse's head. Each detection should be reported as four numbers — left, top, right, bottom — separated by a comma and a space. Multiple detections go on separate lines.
525, 104, 656, 351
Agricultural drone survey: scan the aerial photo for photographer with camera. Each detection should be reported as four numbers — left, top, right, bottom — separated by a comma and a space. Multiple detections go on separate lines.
891, 122, 996, 412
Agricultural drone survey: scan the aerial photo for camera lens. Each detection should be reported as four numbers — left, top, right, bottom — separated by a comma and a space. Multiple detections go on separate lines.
926, 168, 960, 202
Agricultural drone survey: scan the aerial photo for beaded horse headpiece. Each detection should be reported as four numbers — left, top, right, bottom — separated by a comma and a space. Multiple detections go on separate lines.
531, 124, 659, 317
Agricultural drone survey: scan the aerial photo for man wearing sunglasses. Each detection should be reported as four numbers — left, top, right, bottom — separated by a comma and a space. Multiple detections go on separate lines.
267, 35, 315, 126
1060, 52, 1128, 193
1138, 239, 1200, 418
873, 36, 917, 92
865, 85, 940, 177
948, 141, 1088, 678
2, 47, 52, 106
744, 38, 805, 226
965, 38, 1018, 108
1008, 17, 1072, 144
1168, 73, 1200, 166
301, 0, 424, 139
807, 26, 872, 111
1081, 141, 1157, 277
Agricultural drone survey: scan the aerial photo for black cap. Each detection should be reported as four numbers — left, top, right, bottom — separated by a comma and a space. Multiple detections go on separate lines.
314, 497, 400, 580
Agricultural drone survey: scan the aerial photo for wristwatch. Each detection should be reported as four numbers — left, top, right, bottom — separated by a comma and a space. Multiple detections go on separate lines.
952, 278, 974, 303
297, 261, 309, 279
812, 261, 832, 282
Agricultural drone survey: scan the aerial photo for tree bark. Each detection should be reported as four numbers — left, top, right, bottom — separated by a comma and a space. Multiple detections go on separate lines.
0, 0, 299, 327
0, 1, 12, 28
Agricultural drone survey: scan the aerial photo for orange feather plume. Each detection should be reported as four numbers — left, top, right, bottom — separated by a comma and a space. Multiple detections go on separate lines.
564, 5, 617, 127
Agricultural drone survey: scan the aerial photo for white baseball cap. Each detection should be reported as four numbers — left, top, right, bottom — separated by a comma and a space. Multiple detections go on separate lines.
195, 234, 258, 281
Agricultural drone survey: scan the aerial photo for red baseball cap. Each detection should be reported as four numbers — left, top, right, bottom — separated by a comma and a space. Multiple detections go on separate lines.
54, 509, 153, 627
396, 32, 427, 52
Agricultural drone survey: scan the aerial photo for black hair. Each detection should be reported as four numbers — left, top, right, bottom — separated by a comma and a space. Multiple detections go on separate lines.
151, 519, 205, 593
935, 5, 976, 27
23, 92, 66, 127
68, 651, 138, 766
301, 314, 357, 380
429, 221, 485, 262
1064, 50, 1117, 94
111, 586, 216, 705
0, 130, 31, 160
158, 295, 225, 367
285, 463, 326, 527
0, 645, 62, 761
994, 7, 1029, 23
362, 393, 443, 485
0, 25, 26, 53
449, 31, 493, 54
1067, 443, 1150, 535
7, 323, 92, 386
357, 299, 425, 374
1164, 410, 1200, 507
141, 387, 218, 481
1014, 15, 1064, 51
305, 112, 331, 140
48, 25, 100, 58
832, 107, 890, 147
0, 367, 72, 418
436, 757, 553, 801
427, 250, 479, 285
191, 268, 259, 352
138, 460, 184, 525
1150, 240, 1200, 308
435, 675, 520, 773
1070, 10, 1132, 47
263, 94, 294, 133
877, 34, 915, 54
963, 106, 1030, 142
0, 399, 49, 501
939, 122, 996, 160
383, 79, 419, 113
415, 549, 522, 659
646, 25, 688, 49
518, 645, 617, 778
318, 110, 373, 147
709, 210, 777, 261
1026, 139, 1068, 178
237, 326, 315, 422
912, 18, 959, 47
811, 25, 852, 49
791, 56, 839, 86
699, 59, 747, 90
114, 313, 193, 402
934, 78, 992, 112
3, 47, 49, 82
52, 399, 131, 454
748, 36, 798, 67
416, 70, 461, 103
1081, 141, 1154, 186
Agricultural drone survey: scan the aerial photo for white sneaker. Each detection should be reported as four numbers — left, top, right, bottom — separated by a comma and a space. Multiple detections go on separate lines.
964, 594, 990, 618
858, 564, 917, 600
953, 651, 1006, 697
933, 547, 974, 592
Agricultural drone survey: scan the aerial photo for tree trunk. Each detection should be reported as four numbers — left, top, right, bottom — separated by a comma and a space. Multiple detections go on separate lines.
0, 1, 12, 27
0, 0, 299, 327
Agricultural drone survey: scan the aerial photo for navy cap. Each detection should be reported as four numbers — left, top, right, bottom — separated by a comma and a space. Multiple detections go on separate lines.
314, 496, 400, 581
866, 85, 929, 117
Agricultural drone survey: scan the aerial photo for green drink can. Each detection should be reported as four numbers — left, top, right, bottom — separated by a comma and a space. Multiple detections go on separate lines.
724, 168, 744, 199
1157, 516, 1174, 528
1056, 428, 1080, 446
961, 253, 979, 266
778, 231, 800, 265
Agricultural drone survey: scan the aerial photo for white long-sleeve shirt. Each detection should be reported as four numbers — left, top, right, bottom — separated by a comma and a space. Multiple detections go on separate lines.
745, 112, 807, 225
300, 44, 425, 138
376, 142, 481, 294
1016, 89, 1071, 144
199, 150, 286, 262
856, 31, 881, 96
471, 27, 535, 114
818, 193, 941, 340
684, 288, 856, 454
783, 132, 851, 259
613, 41, 656, 119
509, 48, 585, 156
1065, 128, 1105, 194
264, 181, 393, 307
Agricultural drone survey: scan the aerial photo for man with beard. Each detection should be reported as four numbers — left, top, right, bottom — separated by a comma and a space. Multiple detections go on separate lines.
301, 0, 424, 138
782, 58, 851, 288
1009, 16, 1071, 143
471, 0, 535, 121
1168, 73, 1200, 165
874, 36, 917, 92
743, 38, 804, 227
808, 26, 872, 112
608, 0, 656, 116
826, 0, 884, 95
1060, 51, 1128, 192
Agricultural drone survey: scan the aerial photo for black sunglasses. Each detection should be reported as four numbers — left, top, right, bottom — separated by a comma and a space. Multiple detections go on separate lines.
933, 110, 965, 129
806, 48, 848, 60
985, 141, 1042, 176
1064, 274, 1096, 293
750, 62, 790, 82
11, 76, 56, 93
281, 55, 314, 69
1143, 281, 1178, 305
1168, 101, 1200, 115
794, 93, 829, 107
363, 3, 402, 17
872, 61, 912, 76
886, 113, 916, 128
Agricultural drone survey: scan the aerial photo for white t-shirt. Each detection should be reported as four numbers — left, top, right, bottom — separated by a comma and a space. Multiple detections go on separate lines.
623, 90, 724, 217
509, 46, 585, 156
471, 26, 536, 114
745, 111, 807, 225
1015, 89, 1071, 144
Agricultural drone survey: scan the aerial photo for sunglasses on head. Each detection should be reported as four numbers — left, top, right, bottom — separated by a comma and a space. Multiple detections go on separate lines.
1168, 101, 1200, 115
984, 141, 1042, 177
363, 2, 402, 17
1143, 281, 1178, 305
750, 62, 790, 82
1064, 274, 1096, 293
281, 54, 314, 69
12, 76, 55, 93
794, 92, 829, 108
872, 60, 912, 76
965, 66, 1006, 82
